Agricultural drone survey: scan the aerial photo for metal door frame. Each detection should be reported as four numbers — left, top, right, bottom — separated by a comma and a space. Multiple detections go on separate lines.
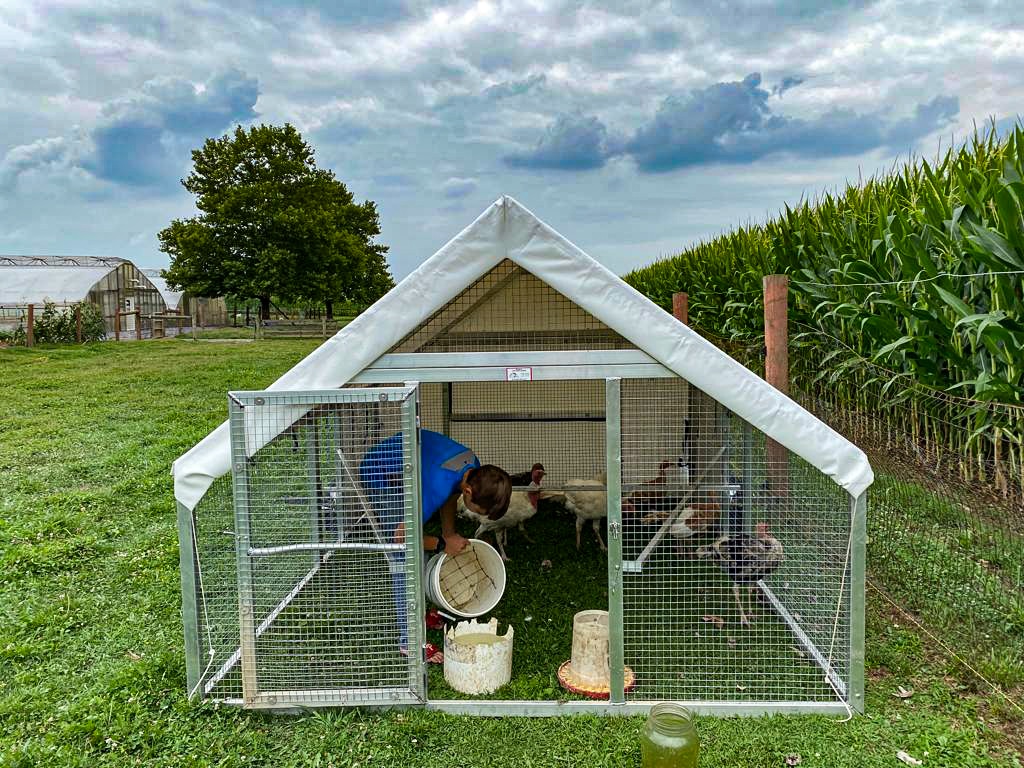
226, 386, 425, 709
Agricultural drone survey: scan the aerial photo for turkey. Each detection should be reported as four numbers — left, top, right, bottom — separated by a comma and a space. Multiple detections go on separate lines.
540, 474, 607, 551
507, 463, 546, 542
696, 522, 784, 626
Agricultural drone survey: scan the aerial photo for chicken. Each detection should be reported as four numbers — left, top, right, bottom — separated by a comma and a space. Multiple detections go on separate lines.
668, 502, 720, 541
622, 457, 689, 519
541, 475, 608, 551
457, 467, 544, 561
696, 522, 784, 626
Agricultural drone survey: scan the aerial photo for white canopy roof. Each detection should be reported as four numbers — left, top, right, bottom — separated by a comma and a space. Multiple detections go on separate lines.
0, 265, 114, 304
173, 195, 873, 511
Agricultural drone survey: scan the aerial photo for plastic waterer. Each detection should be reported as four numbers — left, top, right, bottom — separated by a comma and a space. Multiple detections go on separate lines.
640, 702, 700, 767
443, 618, 514, 695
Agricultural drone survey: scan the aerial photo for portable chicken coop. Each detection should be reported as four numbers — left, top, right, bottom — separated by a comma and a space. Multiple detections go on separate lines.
173, 196, 872, 716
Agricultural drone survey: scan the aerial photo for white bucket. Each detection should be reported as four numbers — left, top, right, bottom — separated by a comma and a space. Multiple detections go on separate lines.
425, 539, 506, 618
444, 618, 514, 695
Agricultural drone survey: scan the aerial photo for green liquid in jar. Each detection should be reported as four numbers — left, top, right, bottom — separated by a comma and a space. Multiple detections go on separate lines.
640, 703, 700, 767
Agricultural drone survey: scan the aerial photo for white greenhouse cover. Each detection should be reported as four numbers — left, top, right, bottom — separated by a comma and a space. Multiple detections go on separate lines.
173, 196, 874, 511
0, 265, 114, 304
144, 273, 183, 311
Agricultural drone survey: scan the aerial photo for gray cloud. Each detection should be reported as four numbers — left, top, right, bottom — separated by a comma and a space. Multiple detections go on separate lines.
505, 74, 959, 174
442, 177, 478, 198
1, 70, 258, 190
504, 113, 616, 171
0, 0, 1020, 280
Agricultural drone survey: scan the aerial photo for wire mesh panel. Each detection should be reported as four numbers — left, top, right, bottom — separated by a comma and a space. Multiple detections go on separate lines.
619, 378, 858, 707
389, 260, 634, 354
222, 387, 424, 707
417, 379, 606, 486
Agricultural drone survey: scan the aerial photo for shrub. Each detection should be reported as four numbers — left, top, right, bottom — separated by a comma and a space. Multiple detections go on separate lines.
32, 301, 106, 344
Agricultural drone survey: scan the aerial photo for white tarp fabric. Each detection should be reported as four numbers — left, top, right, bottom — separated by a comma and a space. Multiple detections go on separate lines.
173, 195, 873, 511
0, 265, 113, 304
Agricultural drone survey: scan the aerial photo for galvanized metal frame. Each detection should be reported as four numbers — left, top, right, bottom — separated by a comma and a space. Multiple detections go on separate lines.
221, 697, 852, 717
227, 394, 259, 706
605, 377, 625, 704
202, 367, 865, 716
176, 500, 202, 697
353, 350, 675, 383
850, 491, 867, 712
402, 385, 428, 701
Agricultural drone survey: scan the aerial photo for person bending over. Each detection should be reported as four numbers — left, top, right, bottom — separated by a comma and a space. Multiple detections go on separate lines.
359, 429, 511, 660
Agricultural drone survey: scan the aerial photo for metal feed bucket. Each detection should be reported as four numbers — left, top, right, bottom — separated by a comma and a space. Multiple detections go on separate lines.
425, 539, 506, 618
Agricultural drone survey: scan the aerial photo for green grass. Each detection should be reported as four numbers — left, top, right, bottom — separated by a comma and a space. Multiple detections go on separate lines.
1, 341, 1021, 767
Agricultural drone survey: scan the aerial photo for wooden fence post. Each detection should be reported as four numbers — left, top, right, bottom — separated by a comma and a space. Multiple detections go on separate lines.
115, 309, 121, 342
672, 292, 688, 325
75, 306, 82, 343
26, 304, 34, 347
763, 274, 789, 499
135, 310, 142, 341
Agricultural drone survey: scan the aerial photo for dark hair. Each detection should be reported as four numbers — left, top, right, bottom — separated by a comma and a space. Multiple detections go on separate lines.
466, 465, 512, 520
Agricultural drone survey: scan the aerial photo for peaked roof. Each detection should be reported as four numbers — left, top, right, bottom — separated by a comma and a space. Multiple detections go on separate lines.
173, 195, 873, 511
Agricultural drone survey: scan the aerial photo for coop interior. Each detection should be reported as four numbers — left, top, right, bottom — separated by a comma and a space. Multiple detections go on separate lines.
185, 261, 856, 710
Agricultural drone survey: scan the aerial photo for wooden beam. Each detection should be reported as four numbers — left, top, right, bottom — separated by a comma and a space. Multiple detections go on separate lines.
763, 274, 789, 499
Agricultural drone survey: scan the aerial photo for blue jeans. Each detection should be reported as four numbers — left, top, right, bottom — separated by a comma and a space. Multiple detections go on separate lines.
370, 485, 416, 649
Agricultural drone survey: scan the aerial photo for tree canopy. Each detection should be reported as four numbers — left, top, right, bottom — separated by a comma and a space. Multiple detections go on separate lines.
159, 123, 392, 318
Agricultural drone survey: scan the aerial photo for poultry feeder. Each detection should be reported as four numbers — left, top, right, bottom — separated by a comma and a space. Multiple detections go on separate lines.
425, 539, 506, 618
443, 618, 514, 695
174, 195, 871, 717
558, 610, 636, 699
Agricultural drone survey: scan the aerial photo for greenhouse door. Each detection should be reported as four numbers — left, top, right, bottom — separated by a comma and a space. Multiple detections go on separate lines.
228, 386, 426, 709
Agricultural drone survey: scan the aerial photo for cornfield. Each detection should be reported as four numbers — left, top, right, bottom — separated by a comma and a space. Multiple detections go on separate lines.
625, 125, 1024, 503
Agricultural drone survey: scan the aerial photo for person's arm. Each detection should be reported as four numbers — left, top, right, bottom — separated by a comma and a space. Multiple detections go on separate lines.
436, 493, 469, 555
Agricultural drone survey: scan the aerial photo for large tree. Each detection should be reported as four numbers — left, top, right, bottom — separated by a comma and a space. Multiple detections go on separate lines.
160, 123, 392, 320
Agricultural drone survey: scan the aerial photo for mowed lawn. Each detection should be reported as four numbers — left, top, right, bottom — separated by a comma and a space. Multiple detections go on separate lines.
0, 340, 1020, 767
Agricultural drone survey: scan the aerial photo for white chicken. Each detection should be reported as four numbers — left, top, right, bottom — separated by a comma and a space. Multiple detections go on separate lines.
541, 474, 608, 551
457, 481, 541, 561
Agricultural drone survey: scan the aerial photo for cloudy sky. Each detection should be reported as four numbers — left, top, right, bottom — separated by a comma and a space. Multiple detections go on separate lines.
1, 1, 1022, 279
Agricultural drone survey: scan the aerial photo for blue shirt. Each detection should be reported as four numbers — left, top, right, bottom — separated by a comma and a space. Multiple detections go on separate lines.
359, 430, 480, 523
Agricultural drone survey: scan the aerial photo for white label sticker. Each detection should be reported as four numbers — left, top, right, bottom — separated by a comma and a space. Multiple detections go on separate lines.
505, 367, 533, 381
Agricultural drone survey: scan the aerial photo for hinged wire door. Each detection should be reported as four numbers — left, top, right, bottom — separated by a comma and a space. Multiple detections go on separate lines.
227, 387, 425, 708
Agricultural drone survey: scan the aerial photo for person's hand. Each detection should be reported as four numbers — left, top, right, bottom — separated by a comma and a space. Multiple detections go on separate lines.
393, 522, 405, 546
444, 532, 469, 556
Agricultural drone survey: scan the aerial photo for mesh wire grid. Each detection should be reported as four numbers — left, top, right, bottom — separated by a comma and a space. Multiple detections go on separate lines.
210, 388, 423, 704
389, 259, 635, 354
619, 378, 853, 704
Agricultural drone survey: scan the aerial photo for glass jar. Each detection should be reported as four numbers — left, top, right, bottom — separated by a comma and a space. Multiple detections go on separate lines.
640, 703, 700, 768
